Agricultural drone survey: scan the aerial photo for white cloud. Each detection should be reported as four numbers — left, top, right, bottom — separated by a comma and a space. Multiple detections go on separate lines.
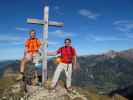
0, 34, 24, 45
113, 20, 133, 32
53, 6, 64, 16
54, 6, 60, 10
16, 27, 29, 31
125, 33, 133, 39
0, 47, 23, 60
39, 39, 61, 47
52, 30, 63, 35
48, 41, 60, 45
78, 9, 100, 20
50, 30, 76, 38
87, 34, 131, 42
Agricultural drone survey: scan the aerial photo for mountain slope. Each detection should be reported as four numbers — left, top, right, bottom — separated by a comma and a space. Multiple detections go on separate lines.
0, 48, 133, 99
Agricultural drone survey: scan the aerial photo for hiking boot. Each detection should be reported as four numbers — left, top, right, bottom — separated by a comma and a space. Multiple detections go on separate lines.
48, 86, 56, 93
66, 88, 80, 96
66, 87, 74, 93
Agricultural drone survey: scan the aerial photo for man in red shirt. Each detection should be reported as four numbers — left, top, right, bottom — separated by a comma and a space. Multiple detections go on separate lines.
48, 38, 79, 92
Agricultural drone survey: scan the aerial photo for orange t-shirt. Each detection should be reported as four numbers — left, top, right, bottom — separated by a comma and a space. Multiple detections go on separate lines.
25, 38, 41, 54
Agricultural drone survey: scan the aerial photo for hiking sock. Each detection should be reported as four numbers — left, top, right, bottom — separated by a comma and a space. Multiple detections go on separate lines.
20, 72, 25, 81
20, 72, 24, 75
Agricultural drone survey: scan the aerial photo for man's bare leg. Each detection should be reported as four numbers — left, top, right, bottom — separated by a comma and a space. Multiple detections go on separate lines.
16, 58, 28, 80
20, 58, 28, 73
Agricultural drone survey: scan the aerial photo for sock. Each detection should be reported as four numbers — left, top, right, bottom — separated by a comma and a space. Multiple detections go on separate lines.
20, 72, 25, 81
20, 72, 24, 75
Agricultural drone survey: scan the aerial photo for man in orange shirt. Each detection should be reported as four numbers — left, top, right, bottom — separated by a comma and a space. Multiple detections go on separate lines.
17, 29, 41, 80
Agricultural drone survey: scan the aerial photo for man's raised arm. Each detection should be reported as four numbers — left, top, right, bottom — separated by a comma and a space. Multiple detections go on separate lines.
47, 51, 57, 56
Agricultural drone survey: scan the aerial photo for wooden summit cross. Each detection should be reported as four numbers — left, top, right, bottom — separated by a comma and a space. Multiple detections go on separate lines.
27, 6, 64, 84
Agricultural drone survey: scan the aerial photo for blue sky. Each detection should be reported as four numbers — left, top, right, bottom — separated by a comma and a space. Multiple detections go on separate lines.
0, 0, 133, 60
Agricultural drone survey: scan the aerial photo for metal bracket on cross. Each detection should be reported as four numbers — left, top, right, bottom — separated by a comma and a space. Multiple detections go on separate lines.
26, 6, 64, 84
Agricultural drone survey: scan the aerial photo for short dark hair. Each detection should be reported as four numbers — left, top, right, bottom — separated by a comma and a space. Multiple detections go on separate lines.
64, 38, 71, 43
29, 29, 36, 34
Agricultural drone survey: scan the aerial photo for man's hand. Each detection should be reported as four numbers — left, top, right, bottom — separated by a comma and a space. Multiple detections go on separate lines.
24, 48, 28, 54
73, 63, 80, 71
24, 51, 27, 56
47, 51, 57, 56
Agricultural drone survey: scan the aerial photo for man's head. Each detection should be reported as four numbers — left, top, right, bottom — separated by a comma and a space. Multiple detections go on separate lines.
64, 38, 71, 47
29, 29, 36, 38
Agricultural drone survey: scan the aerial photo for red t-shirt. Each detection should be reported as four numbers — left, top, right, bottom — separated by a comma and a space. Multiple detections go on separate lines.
57, 46, 76, 64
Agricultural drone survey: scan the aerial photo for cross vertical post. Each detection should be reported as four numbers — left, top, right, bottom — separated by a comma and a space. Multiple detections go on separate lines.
42, 6, 49, 83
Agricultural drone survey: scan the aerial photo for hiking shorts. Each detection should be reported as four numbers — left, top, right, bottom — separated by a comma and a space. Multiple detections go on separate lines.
24, 52, 42, 63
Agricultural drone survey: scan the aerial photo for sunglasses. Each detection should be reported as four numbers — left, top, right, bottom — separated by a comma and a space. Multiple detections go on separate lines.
65, 42, 71, 43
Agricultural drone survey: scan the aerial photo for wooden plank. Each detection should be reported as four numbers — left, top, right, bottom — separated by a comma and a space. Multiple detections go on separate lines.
27, 18, 64, 27
27, 18, 43, 25
48, 21, 64, 27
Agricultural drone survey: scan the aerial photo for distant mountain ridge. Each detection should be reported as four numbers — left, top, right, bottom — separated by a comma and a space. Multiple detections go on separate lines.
103, 48, 133, 59
1, 48, 133, 99
0, 60, 20, 78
